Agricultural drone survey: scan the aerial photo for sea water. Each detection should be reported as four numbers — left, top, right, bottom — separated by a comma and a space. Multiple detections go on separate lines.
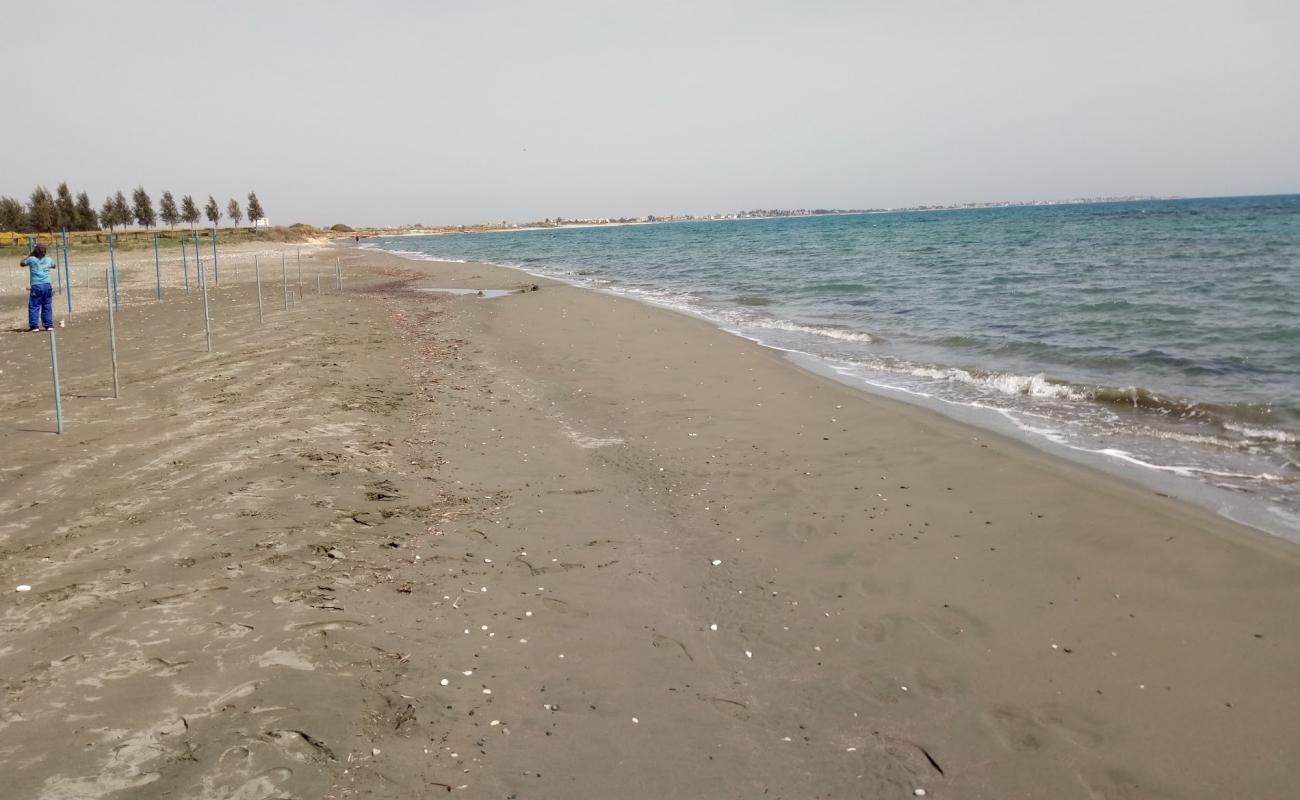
366, 195, 1300, 541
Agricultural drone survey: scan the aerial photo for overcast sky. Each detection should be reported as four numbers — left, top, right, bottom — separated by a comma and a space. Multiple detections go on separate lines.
4, 1, 1298, 226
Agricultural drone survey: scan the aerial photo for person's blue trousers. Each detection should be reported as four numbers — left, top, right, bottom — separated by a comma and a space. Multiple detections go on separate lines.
28, 283, 53, 330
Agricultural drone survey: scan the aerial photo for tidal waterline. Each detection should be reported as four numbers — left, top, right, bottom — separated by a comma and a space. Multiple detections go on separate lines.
368, 195, 1300, 540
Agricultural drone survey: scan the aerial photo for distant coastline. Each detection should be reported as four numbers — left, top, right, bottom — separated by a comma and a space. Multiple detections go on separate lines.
341, 194, 1175, 239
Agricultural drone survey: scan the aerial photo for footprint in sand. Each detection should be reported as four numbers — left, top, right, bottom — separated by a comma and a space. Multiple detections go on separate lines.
286, 619, 369, 632
872, 732, 948, 780
542, 596, 589, 616
699, 693, 753, 722
262, 729, 336, 763
99, 655, 193, 681
255, 649, 316, 671
186, 620, 255, 639
650, 633, 694, 663
1079, 767, 1181, 800
206, 680, 262, 713
854, 612, 929, 646
911, 664, 968, 699
208, 767, 295, 800
855, 607, 989, 646
983, 703, 1106, 753
842, 667, 915, 706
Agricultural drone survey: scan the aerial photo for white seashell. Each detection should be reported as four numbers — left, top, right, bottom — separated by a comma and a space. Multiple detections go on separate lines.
16, 585, 31, 592
440, 678, 449, 686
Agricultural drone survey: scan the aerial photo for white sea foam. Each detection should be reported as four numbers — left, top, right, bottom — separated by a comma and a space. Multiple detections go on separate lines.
357, 243, 468, 263
906, 366, 1086, 401
1224, 422, 1300, 444
741, 318, 876, 343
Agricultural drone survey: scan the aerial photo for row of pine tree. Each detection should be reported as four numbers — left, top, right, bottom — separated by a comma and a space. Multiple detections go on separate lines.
0, 184, 266, 234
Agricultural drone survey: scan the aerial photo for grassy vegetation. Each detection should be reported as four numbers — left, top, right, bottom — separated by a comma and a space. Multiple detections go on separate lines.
0, 225, 326, 259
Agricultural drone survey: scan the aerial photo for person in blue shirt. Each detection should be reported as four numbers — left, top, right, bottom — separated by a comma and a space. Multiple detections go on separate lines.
19, 243, 54, 331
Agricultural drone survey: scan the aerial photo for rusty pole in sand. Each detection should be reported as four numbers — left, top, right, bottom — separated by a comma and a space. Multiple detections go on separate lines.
49, 329, 64, 434
255, 255, 264, 324
281, 254, 289, 311
104, 269, 120, 399
61, 227, 72, 315
108, 235, 120, 311
199, 253, 213, 353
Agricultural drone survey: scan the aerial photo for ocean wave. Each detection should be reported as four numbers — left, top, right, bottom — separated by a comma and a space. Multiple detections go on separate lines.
874, 364, 1300, 451
1224, 422, 1300, 444
361, 243, 469, 263
801, 282, 871, 293
741, 318, 877, 343
908, 367, 1080, 400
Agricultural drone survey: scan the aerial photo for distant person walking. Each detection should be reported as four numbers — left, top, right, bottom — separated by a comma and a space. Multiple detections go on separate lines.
19, 243, 54, 331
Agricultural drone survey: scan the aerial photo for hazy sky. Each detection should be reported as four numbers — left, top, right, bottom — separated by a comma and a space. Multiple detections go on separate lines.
5, 1, 1298, 226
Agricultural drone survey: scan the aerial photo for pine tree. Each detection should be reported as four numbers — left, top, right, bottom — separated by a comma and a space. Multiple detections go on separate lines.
100, 195, 118, 232
132, 186, 156, 229
75, 192, 98, 230
55, 182, 76, 230
159, 191, 179, 228
112, 191, 131, 230
246, 191, 264, 225
101, 191, 130, 232
227, 198, 242, 227
181, 195, 200, 227
28, 186, 57, 232
0, 196, 25, 230
204, 195, 221, 226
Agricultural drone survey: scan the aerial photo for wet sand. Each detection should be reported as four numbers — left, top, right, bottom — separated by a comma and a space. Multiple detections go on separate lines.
1, 244, 1297, 799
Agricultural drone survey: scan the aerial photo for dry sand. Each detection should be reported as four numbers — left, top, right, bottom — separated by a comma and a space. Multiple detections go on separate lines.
1, 244, 1297, 799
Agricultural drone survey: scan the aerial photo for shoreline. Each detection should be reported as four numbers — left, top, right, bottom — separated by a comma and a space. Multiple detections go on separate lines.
355, 240, 1300, 546
366, 248, 1300, 798
3, 243, 1297, 798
